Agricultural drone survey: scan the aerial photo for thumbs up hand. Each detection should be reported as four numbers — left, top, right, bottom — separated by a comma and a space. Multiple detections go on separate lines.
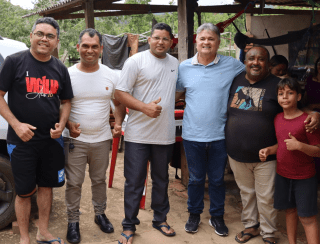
66, 121, 81, 138
284, 132, 301, 151
50, 122, 64, 139
142, 97, 163, 118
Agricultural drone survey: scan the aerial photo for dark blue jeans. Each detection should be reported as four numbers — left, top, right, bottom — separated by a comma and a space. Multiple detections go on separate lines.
122, 141, 174, 231
183, 139, 227, 217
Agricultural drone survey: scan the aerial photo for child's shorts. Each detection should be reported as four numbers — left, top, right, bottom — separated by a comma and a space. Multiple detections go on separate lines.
7, 137, 65, 196
274, 173, 318, 217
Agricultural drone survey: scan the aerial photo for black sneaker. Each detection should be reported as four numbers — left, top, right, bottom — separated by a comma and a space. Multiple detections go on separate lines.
209, 215, 228, 236
185, 213, 201, 233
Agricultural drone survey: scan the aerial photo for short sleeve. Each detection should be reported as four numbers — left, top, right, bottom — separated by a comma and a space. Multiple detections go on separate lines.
233, 58, 245, 76
111, 70, 120, 99
307, 129, 320, 146
59, 66, 74, 100
176, 64, 186, 92
0, 56, 15, 92
116, 58, 139, 93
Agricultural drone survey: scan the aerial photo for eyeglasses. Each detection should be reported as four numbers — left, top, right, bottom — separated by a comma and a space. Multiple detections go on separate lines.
33, 31, 56, 40
151, 36, 171, 43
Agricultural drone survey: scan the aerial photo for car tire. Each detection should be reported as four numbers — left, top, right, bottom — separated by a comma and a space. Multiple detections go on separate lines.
0, 155, 16, 230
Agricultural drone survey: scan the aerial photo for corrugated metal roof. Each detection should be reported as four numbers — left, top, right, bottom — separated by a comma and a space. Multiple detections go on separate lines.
236, 0, 320, 7
23, 0, 83, 18
23, 0, 320, 19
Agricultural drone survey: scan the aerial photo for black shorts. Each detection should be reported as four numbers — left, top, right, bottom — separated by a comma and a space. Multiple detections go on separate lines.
274, 173, 318, 217
7, 137, 65, 196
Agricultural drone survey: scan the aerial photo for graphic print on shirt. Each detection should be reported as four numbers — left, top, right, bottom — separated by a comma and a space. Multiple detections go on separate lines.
25, 73, 59, 99
230, 86, 266, 111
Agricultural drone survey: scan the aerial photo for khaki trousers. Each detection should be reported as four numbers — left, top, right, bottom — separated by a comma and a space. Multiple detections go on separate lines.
228, 156, 277, 238
64, 138, 111, 223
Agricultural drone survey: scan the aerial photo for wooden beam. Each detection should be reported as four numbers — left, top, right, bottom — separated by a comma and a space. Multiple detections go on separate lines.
94, 3, 177, 12
50, 10, 166, 20
50, 6, 83, 16
178, 0, 188, 62
260, 0, 265, 14
187, 0, 196, 59
196, 4, 320, 15
248, 7, 320, 15
196, 11, 201, 27
197, 4, 246, 13
84, 0, 94, 29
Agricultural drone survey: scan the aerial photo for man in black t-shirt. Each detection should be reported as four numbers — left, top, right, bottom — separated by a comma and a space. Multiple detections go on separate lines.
226, 46, 319, 244
0, 17, 73, 244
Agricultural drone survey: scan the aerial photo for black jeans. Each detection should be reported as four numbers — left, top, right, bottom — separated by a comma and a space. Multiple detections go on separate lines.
121, 141, 174, 231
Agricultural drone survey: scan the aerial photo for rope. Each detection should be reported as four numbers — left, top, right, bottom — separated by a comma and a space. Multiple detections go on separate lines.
216, 1, 256, 33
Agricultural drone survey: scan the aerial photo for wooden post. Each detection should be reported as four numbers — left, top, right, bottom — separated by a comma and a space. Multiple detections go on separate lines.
178, 0, 195, 62
84, 0, 95, 29
197, 11, 201, 27
178, 0, 188, 62
180, 141, 189, 187
177, 0, 197, 186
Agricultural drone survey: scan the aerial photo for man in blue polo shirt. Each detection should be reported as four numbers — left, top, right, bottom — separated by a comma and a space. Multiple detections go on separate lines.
176, 23, 244, 236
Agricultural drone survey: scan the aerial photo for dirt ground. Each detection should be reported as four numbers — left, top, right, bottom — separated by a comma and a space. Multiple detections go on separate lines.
0, 150, 319, 244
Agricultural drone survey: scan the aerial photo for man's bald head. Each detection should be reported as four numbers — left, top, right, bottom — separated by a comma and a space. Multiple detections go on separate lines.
245, 46, 270, 84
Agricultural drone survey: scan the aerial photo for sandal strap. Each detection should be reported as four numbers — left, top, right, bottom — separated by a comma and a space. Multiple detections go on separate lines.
240, 231, 256, 238
263, 238, 277, 244
121, 232, 134, 240
37, 238, 61, 244
157, 224, 170, 230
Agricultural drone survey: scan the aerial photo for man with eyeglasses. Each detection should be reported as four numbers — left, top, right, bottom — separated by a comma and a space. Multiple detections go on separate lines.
0, 17, 73, 244
62, 28, 125, 244
115, 23, 179, 244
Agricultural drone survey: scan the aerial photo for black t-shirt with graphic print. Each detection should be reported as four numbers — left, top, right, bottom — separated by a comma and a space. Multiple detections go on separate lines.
226, 71, 282, 163
0, 50, 73, 144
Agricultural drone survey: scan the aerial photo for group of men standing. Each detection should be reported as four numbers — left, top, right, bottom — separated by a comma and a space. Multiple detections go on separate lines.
0, 17, 319, 244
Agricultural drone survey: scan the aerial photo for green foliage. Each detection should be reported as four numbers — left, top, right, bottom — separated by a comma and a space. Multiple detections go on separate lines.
1, 0, 247, 59
0, 0, 36, 45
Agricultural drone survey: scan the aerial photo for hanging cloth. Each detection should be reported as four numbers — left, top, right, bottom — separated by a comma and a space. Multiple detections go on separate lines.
102, 34, 129, 70
234, 24, 320, 50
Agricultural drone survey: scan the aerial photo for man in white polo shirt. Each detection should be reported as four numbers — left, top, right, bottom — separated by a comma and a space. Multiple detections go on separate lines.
115, 23, 179, 244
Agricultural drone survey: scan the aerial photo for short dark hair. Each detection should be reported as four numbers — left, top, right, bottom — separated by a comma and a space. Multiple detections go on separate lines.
32, 17, 60, 38
246, 45, 270, 61
78, 28, 102, 46
151, 23, 174, 39
277, 77, 302, 95
270, 55, 288, 68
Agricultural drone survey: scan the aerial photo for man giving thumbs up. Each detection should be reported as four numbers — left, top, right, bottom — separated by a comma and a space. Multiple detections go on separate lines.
115, 23, 179, 244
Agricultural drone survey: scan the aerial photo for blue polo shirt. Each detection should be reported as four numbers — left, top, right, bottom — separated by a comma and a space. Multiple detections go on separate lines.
176, 53, 245, 142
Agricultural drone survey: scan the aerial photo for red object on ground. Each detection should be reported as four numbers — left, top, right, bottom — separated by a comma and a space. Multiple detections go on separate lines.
108, 110, 184, 208
108, 136, 120, 188
139, 161, 150, 210
175, 110, 184, 119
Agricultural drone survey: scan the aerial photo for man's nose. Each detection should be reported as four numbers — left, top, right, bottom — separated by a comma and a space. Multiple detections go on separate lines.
40, 35, 49, 41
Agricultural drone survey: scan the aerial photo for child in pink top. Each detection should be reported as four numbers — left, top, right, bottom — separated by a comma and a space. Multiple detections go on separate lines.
259, 78, 320, 244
